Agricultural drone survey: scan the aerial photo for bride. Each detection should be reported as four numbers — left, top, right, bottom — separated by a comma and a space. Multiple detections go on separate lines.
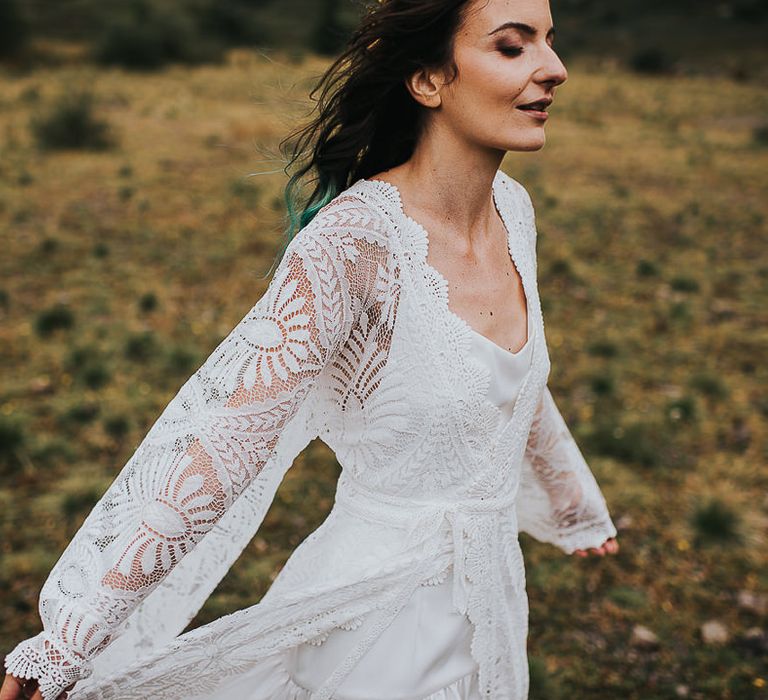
2, 0, 619, 698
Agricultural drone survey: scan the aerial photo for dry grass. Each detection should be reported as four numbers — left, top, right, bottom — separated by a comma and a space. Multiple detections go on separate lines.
1, 48, 766, 699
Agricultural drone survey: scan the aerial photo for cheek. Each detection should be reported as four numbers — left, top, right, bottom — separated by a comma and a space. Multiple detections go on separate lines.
451, 52, 529, 111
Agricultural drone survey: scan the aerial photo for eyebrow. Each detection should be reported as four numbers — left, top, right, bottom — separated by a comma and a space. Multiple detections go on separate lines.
488, 21, 555, 40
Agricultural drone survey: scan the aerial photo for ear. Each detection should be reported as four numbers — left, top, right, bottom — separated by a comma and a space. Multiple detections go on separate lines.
404, 66, 444, 109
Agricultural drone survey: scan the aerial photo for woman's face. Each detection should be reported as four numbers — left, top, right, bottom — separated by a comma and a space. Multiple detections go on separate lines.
422, 0, 568, 152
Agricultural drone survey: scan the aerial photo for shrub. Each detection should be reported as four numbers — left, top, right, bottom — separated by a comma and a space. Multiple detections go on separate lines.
635, 259, 658, 277
61, 489, 102, 522
35, 304, 75, 336
104, 414, 131, 440
586, 339, 619, 358
62, 402, 100, 426
584, 420, 659, 468
669, 276, 700, 293
66, 345, 112, 389
0, 415, 26, 473
629, 48, 675, 76
665, 395, 697, 424
753, 124, 768, 147
124, 330, 157, 361
93, 0, 222, 70
0, 0, 29, 60
138, 292, 158, 313
166, 345, 198, 375
589, 373, 615, 397
189, 0, 270, 45
310, 0, 349, 56
691, 498, 741, 545
30, 91, 115, 151
689, 372, 728, 400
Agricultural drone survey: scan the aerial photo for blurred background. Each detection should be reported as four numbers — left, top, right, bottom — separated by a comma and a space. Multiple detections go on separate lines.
0, 1, 766, 698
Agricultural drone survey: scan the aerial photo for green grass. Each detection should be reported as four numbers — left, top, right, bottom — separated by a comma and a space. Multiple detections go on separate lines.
0, 47, 766, 698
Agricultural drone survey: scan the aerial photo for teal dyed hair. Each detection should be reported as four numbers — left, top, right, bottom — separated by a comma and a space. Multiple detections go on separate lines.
260, 0, 471, 279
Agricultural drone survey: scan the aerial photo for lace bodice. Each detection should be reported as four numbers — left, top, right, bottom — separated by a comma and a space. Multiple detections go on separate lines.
4, 170, 617, 700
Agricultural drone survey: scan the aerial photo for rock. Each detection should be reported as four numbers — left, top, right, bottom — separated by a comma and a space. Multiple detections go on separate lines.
701, 619, 729, 645
631, 624, 660, 650
737, 590, 768, 616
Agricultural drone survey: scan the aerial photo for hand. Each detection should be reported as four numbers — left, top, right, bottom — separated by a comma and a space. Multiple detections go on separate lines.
0, 673, 74, 700
573, 536, 619, 558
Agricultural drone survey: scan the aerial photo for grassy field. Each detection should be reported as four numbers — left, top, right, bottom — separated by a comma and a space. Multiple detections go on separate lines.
0, 47, 766, 699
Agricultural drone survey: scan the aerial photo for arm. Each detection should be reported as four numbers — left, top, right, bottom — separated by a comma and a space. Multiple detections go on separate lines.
3, 199, 391, 700
516, 385, 618, 555
500, 172, 617, 555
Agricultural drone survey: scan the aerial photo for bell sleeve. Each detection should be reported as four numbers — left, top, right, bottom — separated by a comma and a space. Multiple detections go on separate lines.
516, 385, 618, 555
2, 215, 377, 700
502, 171, 617, 555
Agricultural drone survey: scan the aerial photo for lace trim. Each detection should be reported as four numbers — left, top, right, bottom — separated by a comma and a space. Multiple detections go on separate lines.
4, 631, 88, 700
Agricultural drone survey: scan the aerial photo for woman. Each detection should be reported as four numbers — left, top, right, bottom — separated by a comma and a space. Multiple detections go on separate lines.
2, 0, 619, 698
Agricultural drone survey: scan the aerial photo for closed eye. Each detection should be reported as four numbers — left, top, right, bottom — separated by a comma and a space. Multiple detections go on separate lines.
499, 46, 523, 57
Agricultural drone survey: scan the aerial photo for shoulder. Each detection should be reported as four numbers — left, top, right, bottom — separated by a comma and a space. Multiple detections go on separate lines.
496, 170, 535, 221
302, 184, 394, 251
496, 170, 537, 253
284, 185, 396, 301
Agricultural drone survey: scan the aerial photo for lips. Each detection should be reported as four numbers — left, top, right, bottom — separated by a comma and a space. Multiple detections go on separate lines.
516, 98, 553, 112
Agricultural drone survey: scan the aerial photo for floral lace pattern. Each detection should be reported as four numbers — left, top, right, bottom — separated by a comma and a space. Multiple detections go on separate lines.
4, 170, 617, 700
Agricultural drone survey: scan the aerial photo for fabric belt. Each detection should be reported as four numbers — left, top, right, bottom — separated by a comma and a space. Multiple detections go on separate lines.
313, 473, 520, 699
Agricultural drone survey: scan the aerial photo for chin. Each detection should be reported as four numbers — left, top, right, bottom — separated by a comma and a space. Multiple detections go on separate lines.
507, 135, 546, 152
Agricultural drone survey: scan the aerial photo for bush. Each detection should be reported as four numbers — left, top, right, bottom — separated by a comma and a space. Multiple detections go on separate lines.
310, 0, 350, 56
30, 91, 115, 151
124, 330, 158, 361
35, 304, 75, 336
753, 124, 768, 147
629, 48, 675, 76
0, 415, 26, 473
93, 0, 223, 70
189, 0, 270, 45
691, 498, 741, 545
584, 420, 659, 468
0, 0, 29, 60
670, 276, 700, 293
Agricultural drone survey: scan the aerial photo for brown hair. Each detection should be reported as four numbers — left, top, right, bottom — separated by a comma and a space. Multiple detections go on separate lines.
271, 0, 477, 271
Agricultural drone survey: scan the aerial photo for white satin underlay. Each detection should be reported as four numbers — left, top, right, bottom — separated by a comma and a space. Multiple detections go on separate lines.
284, 312, 535, 699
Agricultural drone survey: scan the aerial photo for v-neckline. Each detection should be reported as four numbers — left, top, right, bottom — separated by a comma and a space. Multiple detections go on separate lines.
360, 171, 531, 358
468, 308, 533, 361
355, 170, 551, 488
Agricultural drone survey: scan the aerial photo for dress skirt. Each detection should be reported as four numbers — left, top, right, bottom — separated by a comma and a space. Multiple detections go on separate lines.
198, 566, 481, 699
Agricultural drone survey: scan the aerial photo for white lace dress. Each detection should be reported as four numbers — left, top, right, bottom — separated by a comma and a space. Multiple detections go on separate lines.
204, 312, 536, 699
4, 171, 618, 700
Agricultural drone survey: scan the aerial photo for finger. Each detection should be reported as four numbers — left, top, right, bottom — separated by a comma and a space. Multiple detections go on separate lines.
0, 673, 25, 700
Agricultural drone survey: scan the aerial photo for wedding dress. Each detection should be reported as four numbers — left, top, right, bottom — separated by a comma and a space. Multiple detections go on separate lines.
191, 313, 536, 700
3, 169, 618, 700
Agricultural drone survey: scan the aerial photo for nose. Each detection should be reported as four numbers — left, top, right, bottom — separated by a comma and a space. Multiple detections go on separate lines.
536, 44, 568, 88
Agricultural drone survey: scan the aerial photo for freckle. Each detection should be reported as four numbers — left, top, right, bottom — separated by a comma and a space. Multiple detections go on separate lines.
490, 311, 493, 315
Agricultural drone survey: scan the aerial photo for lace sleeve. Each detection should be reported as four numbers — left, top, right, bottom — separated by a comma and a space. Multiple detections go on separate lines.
499, 172, 617, 554
515, 385, 618, 554
2, 208, 385, 700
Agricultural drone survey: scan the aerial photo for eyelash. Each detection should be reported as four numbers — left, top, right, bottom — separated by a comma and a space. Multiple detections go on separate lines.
499, 46, 524, 57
